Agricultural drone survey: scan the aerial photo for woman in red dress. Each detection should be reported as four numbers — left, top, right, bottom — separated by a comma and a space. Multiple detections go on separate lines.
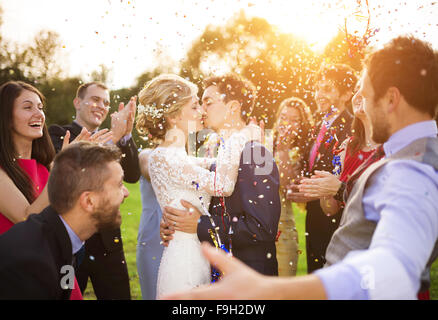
0, 81, 82, 300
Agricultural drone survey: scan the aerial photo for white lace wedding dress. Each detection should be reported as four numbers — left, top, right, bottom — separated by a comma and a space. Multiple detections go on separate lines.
148, 131, 251, 298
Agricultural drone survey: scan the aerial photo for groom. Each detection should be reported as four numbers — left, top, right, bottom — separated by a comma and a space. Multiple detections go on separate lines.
160, 74, 281, 276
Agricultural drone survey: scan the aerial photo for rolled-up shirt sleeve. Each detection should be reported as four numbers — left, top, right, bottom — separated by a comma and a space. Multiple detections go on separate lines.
316, 160, 438, 299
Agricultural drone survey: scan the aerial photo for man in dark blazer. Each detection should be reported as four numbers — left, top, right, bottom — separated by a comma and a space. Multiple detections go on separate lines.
0, 143, 129, 299
286, 64, 357, 273
160, 74, 281, 276
48, 82, 140, 299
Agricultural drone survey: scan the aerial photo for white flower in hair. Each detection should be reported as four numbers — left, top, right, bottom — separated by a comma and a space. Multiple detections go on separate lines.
137, 102, 164, 119
137, 103, 146, 114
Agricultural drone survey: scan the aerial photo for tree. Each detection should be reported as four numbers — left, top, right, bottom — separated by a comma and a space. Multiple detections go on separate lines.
29, 30, 63, 81
91, 64, 112, 86
180, 11, 321, 127
323, 30, 366, 72
0, 5, 29, 83
109, 67, 167, 150
41, 77, 82, 127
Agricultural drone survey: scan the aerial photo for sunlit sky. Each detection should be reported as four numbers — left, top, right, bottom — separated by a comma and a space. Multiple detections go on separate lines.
1, 0, 437, 89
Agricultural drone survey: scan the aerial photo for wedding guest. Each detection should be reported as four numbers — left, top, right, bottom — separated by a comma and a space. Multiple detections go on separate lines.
49, 82, 140, 300
272, 97, 314, 276
136, 149, 163, 300
0, 142, 129, 300
0, 81, 54, 232
286, 63, 357, 272
0, 81, 83, 300
298, 83, 382, 216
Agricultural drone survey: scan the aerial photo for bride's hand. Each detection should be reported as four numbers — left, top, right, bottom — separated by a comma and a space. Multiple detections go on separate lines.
160, 218, 174, 247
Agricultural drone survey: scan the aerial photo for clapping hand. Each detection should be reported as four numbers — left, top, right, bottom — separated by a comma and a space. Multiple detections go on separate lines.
110, 96, 137, 144
285, 183, 319, 203
61, 127, 113, 150
298, 170, 342, 199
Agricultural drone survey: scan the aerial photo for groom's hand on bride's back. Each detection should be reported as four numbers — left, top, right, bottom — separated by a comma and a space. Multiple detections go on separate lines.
163, 200, 201, 234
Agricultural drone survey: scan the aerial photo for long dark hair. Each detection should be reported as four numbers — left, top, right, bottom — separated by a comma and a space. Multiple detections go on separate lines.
346, 83, 367, 156
273, 97, 314, 157
0, 81, 55, 203
347, 116, 366, 156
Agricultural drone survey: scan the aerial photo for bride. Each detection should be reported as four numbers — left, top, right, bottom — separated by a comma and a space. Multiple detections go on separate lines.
135, 74, 259, 298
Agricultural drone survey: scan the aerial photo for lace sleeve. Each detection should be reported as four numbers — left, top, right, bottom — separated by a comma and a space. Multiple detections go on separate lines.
188, 156, 215, 169
210, 131, 250, 196
149, 132, 251, 197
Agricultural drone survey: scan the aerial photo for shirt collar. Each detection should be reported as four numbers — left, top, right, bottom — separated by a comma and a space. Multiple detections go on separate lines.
58, 215, 85, 255
383, 120, 438, 157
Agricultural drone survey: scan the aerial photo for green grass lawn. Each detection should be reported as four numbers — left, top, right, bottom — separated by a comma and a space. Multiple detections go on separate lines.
83, 182, 438, 300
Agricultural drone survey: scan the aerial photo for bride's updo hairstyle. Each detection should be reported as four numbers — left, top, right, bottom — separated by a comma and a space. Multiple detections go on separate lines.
136, 74, 198, 145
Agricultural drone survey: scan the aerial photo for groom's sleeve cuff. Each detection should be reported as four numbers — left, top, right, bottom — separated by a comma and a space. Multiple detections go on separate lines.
197, 216, 214, 244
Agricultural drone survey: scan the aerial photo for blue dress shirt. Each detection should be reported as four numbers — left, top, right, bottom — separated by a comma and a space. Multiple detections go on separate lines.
59, 215, 85, 255
315, 120, 438, 299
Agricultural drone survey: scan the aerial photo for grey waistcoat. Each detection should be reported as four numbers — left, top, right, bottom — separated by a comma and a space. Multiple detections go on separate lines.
325, 137, 438, 291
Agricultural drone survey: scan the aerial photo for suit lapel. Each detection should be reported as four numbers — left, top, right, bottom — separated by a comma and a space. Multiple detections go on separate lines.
40, 206, 73, 265
67, 122, 85, 140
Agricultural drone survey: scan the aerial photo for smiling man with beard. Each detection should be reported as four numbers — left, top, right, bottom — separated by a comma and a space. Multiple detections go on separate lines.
0, 142, 129, 299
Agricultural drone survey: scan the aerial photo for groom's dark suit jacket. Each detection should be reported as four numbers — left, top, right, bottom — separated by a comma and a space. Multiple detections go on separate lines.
0, 206, 73, 300
197, 141, 281, 276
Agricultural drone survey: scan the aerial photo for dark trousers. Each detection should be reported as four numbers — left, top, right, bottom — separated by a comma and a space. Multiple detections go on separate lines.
76, 230, 131, 300
305, 200, 342, 273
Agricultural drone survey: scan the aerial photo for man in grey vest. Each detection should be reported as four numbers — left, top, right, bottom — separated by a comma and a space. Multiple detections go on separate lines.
162, 35, 438, 300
